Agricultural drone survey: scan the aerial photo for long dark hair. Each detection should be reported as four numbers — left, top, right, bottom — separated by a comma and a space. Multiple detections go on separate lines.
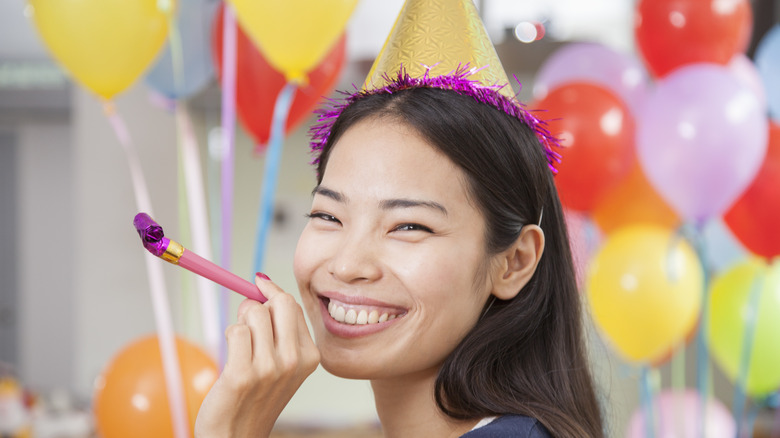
313, 87, 603, 437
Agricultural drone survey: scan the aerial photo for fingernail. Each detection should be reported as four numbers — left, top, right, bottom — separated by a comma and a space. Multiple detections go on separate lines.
256, 272, 270, 281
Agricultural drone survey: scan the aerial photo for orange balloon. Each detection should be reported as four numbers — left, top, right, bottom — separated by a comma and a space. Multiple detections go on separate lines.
592, 159, 679, 234
93, 335, 217, 437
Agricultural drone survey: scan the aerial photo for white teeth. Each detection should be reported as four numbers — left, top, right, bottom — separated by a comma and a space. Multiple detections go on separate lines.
345, 309, 357, 324
327, 301, 401, 325
332, 305, 346, 323
356, 310, 368, 325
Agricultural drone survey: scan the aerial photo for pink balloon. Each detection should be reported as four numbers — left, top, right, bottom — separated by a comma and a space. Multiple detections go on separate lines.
627, 390, 735, 438
636, 63, 768, 222
729, 54, 768, 111
533, 42, 649, 111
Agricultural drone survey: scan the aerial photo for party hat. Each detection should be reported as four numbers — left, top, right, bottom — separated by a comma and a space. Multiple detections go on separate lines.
365, 0, 514, 99
310, 0, 561, 172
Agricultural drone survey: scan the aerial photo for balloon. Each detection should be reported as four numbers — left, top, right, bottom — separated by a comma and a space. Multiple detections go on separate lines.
28, 0, 171, 100
93, 335, 218, 437
592, 159, 679, 235
587, 225, 703, 363
636, 63, 768, 223
724, 122, 780, 259
634, 0, 753, 78
533, 42, 649, 112
226, 0, 358, 82
213, 4, 347, 148
564, 210, 601, 289
755, 25, 780, 121
145, 0, 218, 99
729, 54, 767, 111
709, 258, 780, 397
626, 389, 735, 438
532, 82, 635, 213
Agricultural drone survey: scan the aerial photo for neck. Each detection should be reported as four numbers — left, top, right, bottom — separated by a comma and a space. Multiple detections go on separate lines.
371, 369, 478, 438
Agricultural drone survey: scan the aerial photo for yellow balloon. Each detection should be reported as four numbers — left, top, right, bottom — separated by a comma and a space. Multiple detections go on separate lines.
709, 258, 780, 397
227, 0, 358, 83
587, 225, 703, 363
29, 0, 172, 100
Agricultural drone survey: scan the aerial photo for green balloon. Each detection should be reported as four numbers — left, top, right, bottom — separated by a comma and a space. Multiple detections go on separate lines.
709, 258, 780, 396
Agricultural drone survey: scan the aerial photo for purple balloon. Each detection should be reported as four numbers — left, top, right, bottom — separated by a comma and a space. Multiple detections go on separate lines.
637, 64, 768, 223
729, 54, 767, 111
627, 389, 735, 438
533, 42, 649, 111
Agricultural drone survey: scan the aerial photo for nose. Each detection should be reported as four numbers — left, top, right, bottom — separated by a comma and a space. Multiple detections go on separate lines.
327, 232, 383, 284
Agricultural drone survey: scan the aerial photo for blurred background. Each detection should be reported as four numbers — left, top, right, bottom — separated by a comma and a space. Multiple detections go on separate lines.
1, 0, 779, 436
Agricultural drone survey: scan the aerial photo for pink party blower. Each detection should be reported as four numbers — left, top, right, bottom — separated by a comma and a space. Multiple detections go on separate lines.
133, 212, 267, 303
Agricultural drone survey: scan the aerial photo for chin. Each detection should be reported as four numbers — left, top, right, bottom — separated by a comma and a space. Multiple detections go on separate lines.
316, 340, 409, 381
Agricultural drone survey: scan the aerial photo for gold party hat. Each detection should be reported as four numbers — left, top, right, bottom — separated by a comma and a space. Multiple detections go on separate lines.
310, 0, 561, 173
364, 0, 514, 99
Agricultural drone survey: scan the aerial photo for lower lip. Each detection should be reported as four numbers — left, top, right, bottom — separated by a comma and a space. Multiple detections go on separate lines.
319, 298, 401, 339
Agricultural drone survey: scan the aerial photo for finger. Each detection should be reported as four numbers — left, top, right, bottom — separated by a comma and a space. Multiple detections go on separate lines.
266, 293, 301, 352
223, 323, 252, 374
254, 272, 285, 301
295, 306, 316, 349
236, 298, 256, 321
295, 307, 320, 370
239, 300, 275, 362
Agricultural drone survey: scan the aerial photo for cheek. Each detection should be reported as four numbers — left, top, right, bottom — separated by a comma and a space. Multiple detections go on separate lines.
293, 226, 323, 280
392, 242, 489, 310
293, 229, 322, 310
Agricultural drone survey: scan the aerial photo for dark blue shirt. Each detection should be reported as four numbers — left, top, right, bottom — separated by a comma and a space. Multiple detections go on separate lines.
460, 415, 551, 437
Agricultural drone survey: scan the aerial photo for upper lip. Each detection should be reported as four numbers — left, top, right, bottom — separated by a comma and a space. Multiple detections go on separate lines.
317, 290, 406, 310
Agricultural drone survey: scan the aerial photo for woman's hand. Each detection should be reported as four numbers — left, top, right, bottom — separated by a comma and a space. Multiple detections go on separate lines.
194, 274, 320, 438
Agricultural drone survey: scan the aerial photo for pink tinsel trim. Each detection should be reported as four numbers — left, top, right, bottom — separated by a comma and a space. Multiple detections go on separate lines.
308, 65, 561, 173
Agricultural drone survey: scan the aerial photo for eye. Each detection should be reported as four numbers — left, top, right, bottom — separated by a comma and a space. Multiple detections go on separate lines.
305, 212, 341, 225
392, 223, 434, 233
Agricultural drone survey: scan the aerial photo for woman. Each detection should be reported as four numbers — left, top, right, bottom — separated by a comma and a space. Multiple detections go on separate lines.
194, 68, 604, 437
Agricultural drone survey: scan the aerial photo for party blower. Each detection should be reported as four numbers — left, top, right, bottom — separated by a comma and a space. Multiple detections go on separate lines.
133, 212, 267, 303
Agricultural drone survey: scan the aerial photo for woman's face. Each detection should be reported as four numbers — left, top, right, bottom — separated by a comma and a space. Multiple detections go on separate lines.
294, 117, 497, 381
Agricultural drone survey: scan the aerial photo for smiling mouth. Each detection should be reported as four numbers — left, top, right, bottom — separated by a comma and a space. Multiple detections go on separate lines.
324, 297, 406, 325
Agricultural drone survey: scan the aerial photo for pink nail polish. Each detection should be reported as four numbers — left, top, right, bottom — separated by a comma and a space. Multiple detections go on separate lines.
256, 272, 270, 281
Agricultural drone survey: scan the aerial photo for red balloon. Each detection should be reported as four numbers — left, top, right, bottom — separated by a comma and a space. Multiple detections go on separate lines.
532, 82, 635, 213
724, 122, 780, 259
212, 4, 346, 149
635, 0, 753, 78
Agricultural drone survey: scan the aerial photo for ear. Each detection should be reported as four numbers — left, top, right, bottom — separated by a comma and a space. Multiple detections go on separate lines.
490, 225, 545, 301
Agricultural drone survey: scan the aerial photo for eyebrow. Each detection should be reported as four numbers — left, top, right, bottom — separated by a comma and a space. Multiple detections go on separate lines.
312, 185, 448, 215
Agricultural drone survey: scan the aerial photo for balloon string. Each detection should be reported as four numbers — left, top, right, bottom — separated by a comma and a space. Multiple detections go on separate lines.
733, 271, 764, 438
252, 82, 298, 275
176, 103, 221, 361
219, 4, 238, 369
175, 121, 196, 337
744, 401, 759, 438
671, 344, 685, 393
774, 393, 780, 438
207, 128, 222, 288
103, 103, 189, 438
640, 365, 657, 438
671, 344, 686, 434
668, 223, 688, 435
685, 221, 712, 438
166, 10, 185, 97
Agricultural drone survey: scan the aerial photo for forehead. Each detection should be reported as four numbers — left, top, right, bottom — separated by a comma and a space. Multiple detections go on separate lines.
321, 118, 476, 214
320, 118, 467, 195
